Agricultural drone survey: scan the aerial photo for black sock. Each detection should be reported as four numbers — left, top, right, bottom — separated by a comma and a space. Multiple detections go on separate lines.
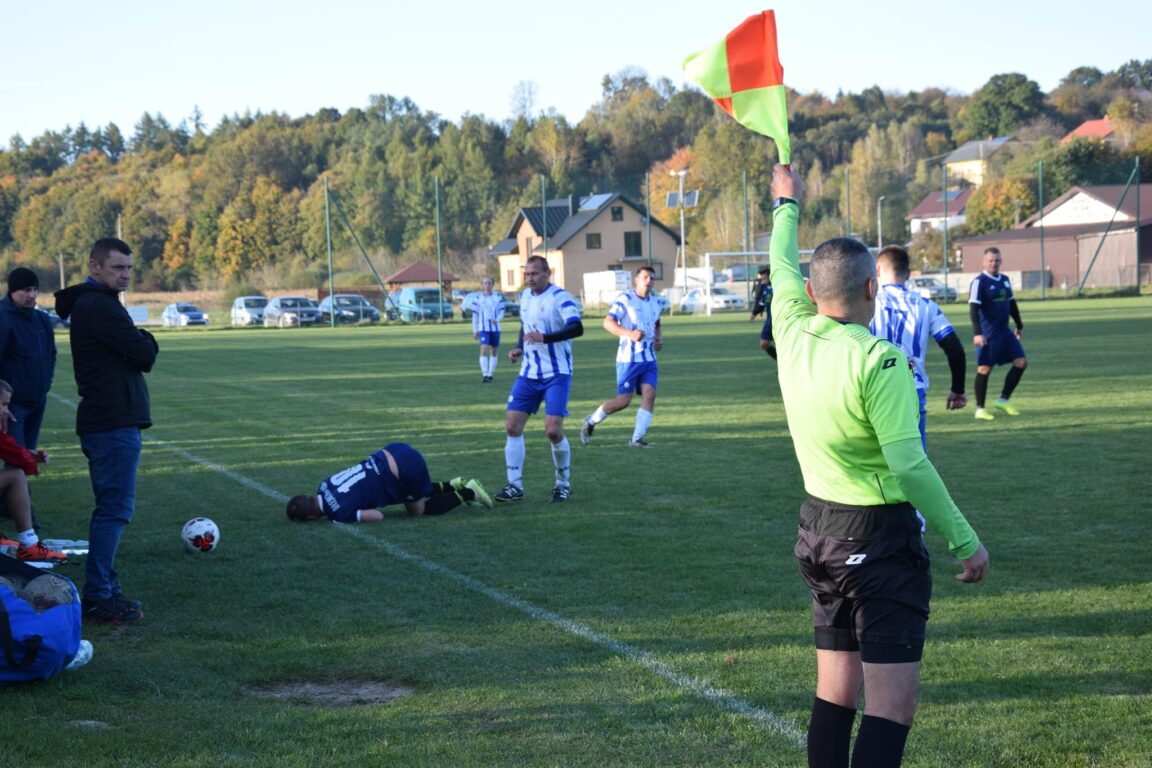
432, 481, 452, 494
850, 715, 910, 768
808, 697, 856, 768
974, 372, 989, 408
422, 492, 464, 516
1001, 366, 1025, 400
767, 343, 778, 360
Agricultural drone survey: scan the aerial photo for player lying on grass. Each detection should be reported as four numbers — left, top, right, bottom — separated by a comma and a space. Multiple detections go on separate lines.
0, 379, 66, 561
285, 442, 493, 522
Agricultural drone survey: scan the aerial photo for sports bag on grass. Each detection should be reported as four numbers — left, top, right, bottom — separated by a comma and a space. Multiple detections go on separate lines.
0, 554, 82, 683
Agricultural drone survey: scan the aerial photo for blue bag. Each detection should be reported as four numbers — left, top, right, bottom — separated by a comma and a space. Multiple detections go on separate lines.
0, 555, 82, 683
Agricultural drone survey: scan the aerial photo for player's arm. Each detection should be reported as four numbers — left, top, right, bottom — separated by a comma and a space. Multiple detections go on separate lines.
936, 332, 967, 408
543, 318, 584, 343
603, 313, 641, 342
509, 326, 524, 362
969, 303, 984, 346
1009, 299, 1023, 338
653, 318, 663, 351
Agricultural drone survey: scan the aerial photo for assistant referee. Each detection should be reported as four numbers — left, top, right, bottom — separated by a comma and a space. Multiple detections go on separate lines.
768, 164, 989, 768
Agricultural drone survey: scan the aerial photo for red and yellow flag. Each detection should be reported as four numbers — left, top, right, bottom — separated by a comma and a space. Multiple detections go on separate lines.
683, 10, 791, 163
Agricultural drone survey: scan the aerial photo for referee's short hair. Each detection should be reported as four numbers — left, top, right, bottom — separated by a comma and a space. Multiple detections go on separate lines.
809, 237, 875, 306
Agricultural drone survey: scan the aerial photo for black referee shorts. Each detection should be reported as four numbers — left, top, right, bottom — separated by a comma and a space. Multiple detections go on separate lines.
794, 496, 932, 663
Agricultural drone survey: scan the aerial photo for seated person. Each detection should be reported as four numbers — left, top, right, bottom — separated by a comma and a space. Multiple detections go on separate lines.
286, 442, 492, 522
0, 379, 64, 561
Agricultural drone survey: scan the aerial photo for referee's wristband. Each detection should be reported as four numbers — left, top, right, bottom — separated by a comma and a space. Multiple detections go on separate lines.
773, 196, 798, 210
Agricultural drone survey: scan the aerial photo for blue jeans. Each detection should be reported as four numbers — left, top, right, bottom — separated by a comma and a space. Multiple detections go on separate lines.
80, 428, 142, 601
8, 401, 46, 450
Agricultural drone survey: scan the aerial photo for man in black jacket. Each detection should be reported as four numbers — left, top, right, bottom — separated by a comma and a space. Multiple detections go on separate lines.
56, 238, 158, 625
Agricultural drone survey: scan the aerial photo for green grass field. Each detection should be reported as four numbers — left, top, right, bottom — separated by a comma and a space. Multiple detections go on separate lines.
6, 297, 1151, 768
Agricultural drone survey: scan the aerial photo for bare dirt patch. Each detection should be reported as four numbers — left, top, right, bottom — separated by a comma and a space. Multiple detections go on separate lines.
245, 680, 414, 707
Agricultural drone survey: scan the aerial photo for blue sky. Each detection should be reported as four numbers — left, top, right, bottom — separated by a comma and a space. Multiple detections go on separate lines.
2, 0, 1147, 144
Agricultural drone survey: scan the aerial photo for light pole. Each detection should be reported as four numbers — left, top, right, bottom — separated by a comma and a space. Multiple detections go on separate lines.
876, 195, 886, 251
671, 168, 688, 306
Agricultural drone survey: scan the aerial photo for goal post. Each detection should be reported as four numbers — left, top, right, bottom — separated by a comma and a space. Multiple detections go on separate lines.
699, 251, 771, 317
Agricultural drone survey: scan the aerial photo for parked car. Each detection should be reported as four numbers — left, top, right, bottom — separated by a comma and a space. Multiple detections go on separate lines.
318, 294, 381, 324
263, 296, 321, 327
907, 276, 958, 302
384, 292, 402, 321
230, 295, 267, 326
161, 302, 209, 328
502, 293, 520, 318
679, 287, 747, 314
396, 287, 454, 323
38, 306, 68, 328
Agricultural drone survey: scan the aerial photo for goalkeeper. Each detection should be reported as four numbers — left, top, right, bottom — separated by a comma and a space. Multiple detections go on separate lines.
768, 164, 988, 768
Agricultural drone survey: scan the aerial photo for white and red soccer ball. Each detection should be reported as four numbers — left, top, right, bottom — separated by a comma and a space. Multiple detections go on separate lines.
181, 517, 220, 553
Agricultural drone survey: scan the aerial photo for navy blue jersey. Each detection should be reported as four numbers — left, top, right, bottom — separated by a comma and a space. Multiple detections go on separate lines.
317, 443, 431, 522
968, 272, 1015, 337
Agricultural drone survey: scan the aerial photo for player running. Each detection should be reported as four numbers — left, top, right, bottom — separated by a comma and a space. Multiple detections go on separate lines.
580, 265, 663, 447
969, 246, 1028, 420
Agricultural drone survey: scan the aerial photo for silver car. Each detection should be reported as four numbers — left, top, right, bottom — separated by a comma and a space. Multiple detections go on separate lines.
263, 296, 321, 327
230, 296, 268, 326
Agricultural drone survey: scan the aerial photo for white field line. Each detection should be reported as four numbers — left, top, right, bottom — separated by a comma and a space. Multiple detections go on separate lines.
50, 393, 805, 747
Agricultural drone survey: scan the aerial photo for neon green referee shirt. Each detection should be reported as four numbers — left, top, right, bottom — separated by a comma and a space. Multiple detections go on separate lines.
770, 203, 980, 559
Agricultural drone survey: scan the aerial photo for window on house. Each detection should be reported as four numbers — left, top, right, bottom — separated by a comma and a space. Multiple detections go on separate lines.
611, 206, 624, 222
586, 233, 602, 250
506, 269, 515, 287
623, 231, 642, 258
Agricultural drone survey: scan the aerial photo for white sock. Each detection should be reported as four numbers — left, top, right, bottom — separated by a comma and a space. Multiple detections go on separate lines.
488, 355, 498, 376
16, 529, 38, 547
589, 405, 608, 425
551, 437, 571, 487
505, 435, 525, 488
633, 408, 653, 441
480, 355, 488, 376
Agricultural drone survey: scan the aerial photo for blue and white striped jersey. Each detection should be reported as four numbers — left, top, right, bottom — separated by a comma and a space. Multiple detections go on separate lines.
608, 289, 662, 363
870, 284, 955, 392
517, 284, 582, 379
471, 291, 505, 334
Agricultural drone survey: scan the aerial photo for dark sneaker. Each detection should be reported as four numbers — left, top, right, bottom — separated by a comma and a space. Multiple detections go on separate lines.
494, 484, 524, 503
82, 596, 143, 625
549, 485, 570, 503
629, 438, 651, 448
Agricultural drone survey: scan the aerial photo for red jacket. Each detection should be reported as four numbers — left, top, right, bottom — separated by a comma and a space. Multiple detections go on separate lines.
0, 430, 37, 476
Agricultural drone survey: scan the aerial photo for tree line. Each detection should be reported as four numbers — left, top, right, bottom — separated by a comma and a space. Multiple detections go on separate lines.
1, 62, 1149, 291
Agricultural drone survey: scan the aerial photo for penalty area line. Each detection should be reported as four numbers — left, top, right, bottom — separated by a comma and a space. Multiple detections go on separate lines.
50, 393, 804, 747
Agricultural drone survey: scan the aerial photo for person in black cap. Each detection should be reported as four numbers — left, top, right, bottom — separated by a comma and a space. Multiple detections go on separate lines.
0, 267, 56, 451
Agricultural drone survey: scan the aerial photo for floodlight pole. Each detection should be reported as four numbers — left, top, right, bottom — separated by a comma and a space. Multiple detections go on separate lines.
324, 176, 335, 327
877, 196, 885, 251
672, 169, 688, 306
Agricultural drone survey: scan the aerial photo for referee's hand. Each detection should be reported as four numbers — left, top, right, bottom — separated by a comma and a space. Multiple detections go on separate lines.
956, 543, 989, 583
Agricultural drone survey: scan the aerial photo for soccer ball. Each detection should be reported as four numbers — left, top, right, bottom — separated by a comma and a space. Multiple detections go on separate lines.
181, 517, 220, 553
18, 573, 76, 612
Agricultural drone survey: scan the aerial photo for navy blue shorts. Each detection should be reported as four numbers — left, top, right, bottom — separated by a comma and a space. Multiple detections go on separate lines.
759, 317, 773, 342
977, 331, 1025, 367
478, 330, 501, 348
794, 497, 932, 663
